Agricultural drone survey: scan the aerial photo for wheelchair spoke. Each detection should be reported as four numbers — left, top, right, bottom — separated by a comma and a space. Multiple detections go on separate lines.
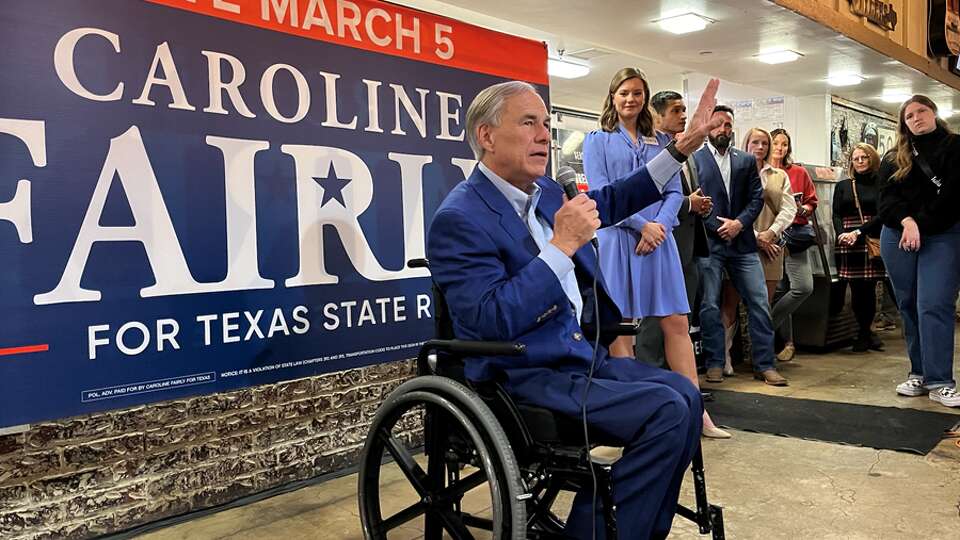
381, 501, 429, 531
379, 430, 430, 497
435, 469, 487, 503
461, 513, 494, 530
436, 508, 476, 540
359, 382, 529, 539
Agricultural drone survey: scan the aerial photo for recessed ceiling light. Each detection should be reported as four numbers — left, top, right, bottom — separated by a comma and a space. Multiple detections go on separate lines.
880, 90, 911, 103
827, 73, 865, 86
654, 13, 715, 35
548, 58, 590, 79
755, 50, 803, 64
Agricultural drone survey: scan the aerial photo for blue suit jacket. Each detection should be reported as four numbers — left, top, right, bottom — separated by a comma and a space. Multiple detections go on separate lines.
693, 146, 764, 253
426, 166, 663, 382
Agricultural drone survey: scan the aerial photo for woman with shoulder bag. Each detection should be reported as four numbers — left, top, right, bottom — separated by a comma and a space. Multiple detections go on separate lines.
833, 143, 886, 352
878, 95, 960, 407
769, 128, 817, 362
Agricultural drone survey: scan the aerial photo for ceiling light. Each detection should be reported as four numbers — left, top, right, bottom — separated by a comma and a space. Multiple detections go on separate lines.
548, 58, 590, 79
939, 108, 954, 119
880, 90, 911, 103
827, 73, 864, 86
755, 50, 803, 64
654, 13, 714, 35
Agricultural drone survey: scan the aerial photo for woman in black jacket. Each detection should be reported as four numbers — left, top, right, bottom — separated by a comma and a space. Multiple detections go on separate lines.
833, 143, 885, 352
878, 95, 960, 407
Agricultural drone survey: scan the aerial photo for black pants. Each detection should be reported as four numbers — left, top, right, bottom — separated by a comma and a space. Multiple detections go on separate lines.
841, 279, 879, 337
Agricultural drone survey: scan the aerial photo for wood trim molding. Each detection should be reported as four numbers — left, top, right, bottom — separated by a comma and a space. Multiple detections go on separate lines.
774, 0, 960, 91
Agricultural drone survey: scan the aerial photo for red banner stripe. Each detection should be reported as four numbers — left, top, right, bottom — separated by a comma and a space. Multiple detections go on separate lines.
145, 0, 548, 85
0, 344, 50, 357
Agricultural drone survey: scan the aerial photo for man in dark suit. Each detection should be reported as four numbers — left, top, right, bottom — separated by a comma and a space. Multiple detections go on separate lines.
427, 79, 721, 538
694, 105, 787, 386
636, 91, 712, 367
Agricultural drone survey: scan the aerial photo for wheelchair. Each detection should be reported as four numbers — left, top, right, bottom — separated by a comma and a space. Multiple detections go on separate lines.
358, 259, 725, 539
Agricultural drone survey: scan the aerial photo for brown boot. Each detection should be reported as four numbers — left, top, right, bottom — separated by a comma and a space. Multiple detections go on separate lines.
754, 369, 788, 386
705, 367, 724, 383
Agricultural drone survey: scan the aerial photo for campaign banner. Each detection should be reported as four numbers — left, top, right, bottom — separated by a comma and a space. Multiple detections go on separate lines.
0, 0, 547, 427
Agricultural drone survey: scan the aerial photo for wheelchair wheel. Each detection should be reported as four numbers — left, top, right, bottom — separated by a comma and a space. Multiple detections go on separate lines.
358, 376, 527, 539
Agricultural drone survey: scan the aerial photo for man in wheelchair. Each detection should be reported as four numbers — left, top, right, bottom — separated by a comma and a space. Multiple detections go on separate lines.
424, 79, 723, 539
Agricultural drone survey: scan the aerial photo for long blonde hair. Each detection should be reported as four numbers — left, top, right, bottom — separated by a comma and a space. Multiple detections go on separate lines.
599, 67, 654, 137
891, 95, 952, 181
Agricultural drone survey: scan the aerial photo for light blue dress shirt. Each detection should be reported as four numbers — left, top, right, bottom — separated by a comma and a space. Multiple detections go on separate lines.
477, 151, 681, 323
478, 162, 583, 321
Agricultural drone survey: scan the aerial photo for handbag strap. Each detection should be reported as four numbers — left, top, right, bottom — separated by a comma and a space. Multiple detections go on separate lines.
911, 143, 942, 193
850, 178, 867, 227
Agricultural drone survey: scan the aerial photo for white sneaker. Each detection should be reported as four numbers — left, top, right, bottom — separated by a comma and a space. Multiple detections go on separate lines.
896, 376, 927, 397
929, 386, 960, 407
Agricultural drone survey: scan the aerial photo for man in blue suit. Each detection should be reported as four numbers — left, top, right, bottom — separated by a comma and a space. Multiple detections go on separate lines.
693, 105, 787, 386
427, 79, 720, 539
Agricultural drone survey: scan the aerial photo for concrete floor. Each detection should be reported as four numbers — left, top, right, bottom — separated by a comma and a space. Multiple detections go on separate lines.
137, 327, 960, 539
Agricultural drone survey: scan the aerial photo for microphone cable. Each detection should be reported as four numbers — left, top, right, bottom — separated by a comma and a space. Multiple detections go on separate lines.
579, 240, 602, 540
555, 165, 603, 539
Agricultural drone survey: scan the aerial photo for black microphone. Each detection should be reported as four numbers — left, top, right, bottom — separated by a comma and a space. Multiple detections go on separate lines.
555, 165, 581, 200
555, 166, 599, 249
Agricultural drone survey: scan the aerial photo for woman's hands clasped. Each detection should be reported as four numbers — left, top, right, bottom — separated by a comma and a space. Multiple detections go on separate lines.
636, 222, 667, 255
837, 230, 860, 247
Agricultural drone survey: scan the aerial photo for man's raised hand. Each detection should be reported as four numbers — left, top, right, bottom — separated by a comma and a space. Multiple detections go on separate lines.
676, 78, 721, 156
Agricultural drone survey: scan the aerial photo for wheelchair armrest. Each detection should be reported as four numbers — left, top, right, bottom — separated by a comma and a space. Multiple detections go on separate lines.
580, 321, 641, 339
418, 339, 525, 361
417, 339, 525, 377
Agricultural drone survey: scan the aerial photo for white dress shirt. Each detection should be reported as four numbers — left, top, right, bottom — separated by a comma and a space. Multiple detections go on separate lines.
707, 140, 732, 199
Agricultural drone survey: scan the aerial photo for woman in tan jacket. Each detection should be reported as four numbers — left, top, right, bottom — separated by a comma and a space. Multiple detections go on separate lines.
718, 127, 796, 375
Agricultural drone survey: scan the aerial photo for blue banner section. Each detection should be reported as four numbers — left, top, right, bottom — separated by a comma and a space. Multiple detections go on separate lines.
0, 0, 548, 427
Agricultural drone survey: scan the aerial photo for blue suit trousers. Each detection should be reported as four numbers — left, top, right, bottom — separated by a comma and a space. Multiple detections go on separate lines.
503, 357, 702, 539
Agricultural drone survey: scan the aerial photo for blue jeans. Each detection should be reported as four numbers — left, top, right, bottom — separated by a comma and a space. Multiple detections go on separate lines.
771, 248, 814, 341
699, 241, 775, 371
881, 224, 960, 388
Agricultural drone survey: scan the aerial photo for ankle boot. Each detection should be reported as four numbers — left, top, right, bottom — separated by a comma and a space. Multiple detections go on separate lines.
852, 332, 870, 352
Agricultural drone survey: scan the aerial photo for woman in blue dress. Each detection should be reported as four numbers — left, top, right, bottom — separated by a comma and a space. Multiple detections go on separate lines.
584, 67, 728, 438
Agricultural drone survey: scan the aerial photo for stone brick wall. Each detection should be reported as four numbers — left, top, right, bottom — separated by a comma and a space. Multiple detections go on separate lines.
0, 360, 417, 539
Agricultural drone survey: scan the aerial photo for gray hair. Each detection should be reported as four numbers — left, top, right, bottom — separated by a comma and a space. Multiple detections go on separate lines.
466, 81, 538, 160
